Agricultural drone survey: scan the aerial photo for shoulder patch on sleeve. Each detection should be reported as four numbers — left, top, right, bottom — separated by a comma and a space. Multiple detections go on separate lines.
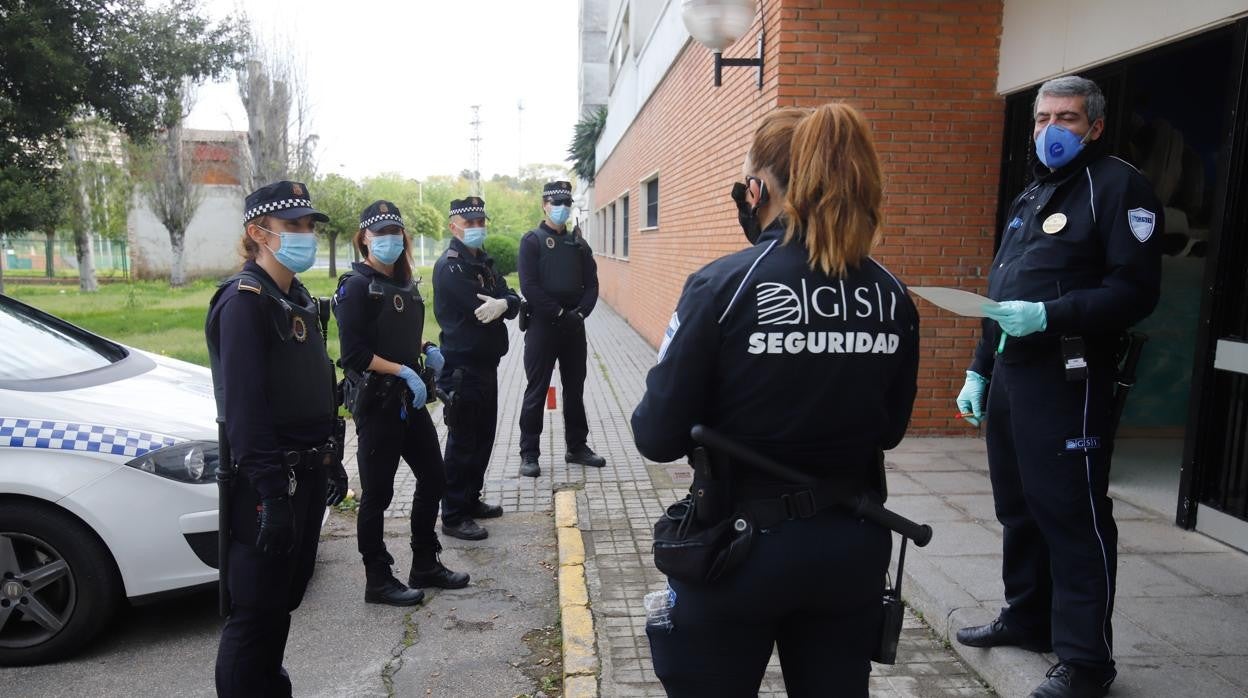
1127, 208, 1156, 242
237, 279, 262, 294
657, 312, 680, 363
447, 249, 459, 258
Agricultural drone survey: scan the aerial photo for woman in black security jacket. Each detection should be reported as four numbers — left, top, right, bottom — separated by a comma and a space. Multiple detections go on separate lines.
632, 104, 920, 697
333, 200, 469, 606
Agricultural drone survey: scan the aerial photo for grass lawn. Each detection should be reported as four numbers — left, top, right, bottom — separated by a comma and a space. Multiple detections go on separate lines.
5, 267, 519, 369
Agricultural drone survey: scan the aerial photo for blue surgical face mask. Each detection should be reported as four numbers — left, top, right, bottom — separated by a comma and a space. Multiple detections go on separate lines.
1034, 124, 1089, 169
548, 205, 571, 226
369, 234, 405, 265
261, 226, 318, 274
463, 227, 487, 249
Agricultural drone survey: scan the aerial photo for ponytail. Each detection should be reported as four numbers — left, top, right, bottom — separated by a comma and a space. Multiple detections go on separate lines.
782, 103, 883, 277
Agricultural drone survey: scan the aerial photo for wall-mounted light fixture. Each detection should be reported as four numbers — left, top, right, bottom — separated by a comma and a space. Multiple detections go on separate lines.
681, 0, 763, 89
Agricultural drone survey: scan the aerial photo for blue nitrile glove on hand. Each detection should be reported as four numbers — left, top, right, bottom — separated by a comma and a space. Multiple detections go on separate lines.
956, 371, 988, 427
396, 365, 427, 407
982, 300, 1047, 338
424, 345, 445, 373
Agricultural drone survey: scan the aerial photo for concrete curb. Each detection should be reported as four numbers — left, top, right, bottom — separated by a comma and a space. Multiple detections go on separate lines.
555, 489, 599, 698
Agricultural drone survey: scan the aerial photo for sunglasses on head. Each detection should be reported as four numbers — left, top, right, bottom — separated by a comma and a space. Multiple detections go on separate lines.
548, 198, 573, 206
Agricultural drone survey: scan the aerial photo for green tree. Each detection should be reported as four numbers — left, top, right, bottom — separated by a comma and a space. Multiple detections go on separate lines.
568, 107, 607, 184
1, 0, 244, 290
0, 165, 69, 293
314, 173, 368, 277
406, 203, 443, 242
482, 234, 519, 276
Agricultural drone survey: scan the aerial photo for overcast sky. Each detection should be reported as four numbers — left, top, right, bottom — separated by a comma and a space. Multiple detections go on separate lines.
186, 0, 580, 181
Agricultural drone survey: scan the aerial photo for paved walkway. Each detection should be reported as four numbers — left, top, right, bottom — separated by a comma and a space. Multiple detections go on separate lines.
346, 303, 993, 697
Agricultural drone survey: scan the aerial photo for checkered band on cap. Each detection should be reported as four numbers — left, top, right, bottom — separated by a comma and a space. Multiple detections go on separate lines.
449, 204, 487, 216
543, 188, 572, 199
243, 198, 315, 223
361, 213, 405, 229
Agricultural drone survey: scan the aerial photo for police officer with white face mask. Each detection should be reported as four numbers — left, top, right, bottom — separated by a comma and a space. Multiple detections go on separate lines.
954, 75, 1163, 698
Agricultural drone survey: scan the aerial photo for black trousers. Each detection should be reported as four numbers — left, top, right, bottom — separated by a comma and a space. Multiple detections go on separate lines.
647, 510, 891, 698
986, 355, 1118, 676
440, 362, 498, 524
216, 463, 326, 697
355, 405, 444, 564
518, 321, 588, 457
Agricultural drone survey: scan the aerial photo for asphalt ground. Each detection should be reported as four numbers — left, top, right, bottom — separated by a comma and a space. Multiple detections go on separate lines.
0, 512, 559, 698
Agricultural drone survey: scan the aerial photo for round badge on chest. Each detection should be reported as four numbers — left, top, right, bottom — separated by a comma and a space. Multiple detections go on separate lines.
1042, 213, 1067, 235
291, 316, 308, 342
545, 236, 556, 249
393, 294, 405, 313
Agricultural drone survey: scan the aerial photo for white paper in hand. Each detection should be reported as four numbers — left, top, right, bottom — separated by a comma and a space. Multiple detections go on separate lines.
910, 287, 998, 318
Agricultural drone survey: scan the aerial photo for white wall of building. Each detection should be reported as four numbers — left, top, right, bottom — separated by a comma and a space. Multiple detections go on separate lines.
127, 186, 243, 280
999, 0, 1248, 93
595, 0, 690, 170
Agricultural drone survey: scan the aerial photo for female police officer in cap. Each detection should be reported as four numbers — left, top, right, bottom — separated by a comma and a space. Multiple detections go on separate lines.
333, 200, 469, 606
207, 180, 348, 696
631, 104, 920, 697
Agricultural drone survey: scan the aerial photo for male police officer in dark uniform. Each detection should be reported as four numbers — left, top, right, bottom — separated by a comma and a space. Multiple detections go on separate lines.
207, 181, 347, 696
433, 196, 520, 541
516, 181, 604, 477
954, 76, 1163, 698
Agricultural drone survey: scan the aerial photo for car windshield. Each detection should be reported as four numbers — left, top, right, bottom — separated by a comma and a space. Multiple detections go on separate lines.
0, 295, 127, 380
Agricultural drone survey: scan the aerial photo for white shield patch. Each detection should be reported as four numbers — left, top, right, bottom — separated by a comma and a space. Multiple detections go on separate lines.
1127, 208, 1156, 242
657, 312, 680, 363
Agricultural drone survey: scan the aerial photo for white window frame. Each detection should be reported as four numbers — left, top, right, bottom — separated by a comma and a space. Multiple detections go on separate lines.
639, 170, 660, 231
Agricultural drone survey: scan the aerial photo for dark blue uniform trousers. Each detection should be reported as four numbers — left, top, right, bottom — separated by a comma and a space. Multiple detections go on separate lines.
647, 510, 891, 697
986, 355, 1118, 676
355, 406, 444, 562
519, 321, 588, 457
215, 465, 326, 697
440, 363, 498, 524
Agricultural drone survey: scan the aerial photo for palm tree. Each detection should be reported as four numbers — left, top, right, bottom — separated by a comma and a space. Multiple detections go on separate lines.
568, 107, 607, 185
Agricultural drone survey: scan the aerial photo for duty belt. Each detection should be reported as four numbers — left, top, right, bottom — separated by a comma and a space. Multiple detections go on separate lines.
737, 478, 873, 530
282, 443, 337, 470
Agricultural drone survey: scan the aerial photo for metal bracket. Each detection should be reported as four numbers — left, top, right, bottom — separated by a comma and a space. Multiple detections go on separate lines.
713, 32, 765, 89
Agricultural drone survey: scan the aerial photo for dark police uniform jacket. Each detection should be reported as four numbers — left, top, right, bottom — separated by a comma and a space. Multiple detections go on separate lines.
333, 261, 425, 374
971, 146, 1163, 376
518, 221, 599, 321
432, 237, 521, 366
206, 261, 336, 499
631, 222, 920, 483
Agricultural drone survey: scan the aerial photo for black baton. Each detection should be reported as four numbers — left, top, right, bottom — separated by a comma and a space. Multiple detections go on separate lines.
215, 418, 233, 617
689, 425, 933, 547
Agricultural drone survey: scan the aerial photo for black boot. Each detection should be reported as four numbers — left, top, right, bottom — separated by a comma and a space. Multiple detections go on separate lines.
566, 445, 605, 468
409, 542, 470, 590
364, 558, 426, 606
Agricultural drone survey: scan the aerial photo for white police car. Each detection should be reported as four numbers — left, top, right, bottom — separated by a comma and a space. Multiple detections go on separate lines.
0, 293, 221, 665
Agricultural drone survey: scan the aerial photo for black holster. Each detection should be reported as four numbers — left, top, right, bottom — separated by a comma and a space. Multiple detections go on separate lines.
518, 299, 532, 332
343, 369, 403, 417
651, 447, 754, 585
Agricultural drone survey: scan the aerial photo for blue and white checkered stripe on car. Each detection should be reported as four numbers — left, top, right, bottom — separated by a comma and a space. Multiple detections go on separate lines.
0, 418, 180, 458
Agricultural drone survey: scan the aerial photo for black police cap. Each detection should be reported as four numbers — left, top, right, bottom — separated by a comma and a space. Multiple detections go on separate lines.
243, 180, 329, 224
360, 200, 405, 232
449, 196, 489, 221
543, 181, 573, 204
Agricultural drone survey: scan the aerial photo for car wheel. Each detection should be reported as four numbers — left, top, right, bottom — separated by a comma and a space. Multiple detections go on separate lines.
0, 501, 122, 666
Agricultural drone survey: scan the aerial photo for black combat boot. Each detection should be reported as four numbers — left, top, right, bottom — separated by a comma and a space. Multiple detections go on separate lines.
364, 556, 426, 606
408, 541, 470, 590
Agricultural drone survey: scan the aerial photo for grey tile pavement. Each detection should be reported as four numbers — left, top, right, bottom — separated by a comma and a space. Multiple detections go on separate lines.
344, 304, 994, 697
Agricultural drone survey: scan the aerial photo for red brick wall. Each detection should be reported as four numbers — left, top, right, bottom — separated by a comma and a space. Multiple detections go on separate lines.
594, 0, 1003, 433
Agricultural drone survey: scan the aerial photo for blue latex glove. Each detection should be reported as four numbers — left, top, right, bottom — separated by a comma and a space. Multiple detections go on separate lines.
983, 300, 1047, 338
956, 371, 988, 427
396, 365, 427, 407
424, 345, 445, 373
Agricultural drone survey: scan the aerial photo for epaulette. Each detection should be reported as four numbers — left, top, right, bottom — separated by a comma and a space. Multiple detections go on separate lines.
237, 279, 262, 294
447, 249, 460, 258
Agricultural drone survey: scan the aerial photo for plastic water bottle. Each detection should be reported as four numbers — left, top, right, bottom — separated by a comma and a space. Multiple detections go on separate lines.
643, 585, 676, 632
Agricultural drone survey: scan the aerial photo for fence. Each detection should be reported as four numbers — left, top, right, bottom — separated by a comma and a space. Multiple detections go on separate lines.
0, 234, 130, 278
315, 234, 446, 272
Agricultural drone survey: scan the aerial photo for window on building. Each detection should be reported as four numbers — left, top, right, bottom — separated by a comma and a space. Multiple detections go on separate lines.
642, 176, 659, 228
621, 193, 630, 258
609, 202, 618, 256
609, 8, 631, 92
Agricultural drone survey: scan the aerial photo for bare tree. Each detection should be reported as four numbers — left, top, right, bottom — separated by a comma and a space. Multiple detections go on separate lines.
237, 30, 316, 188
65, 139, 100, 292
140, 87, 205, 287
